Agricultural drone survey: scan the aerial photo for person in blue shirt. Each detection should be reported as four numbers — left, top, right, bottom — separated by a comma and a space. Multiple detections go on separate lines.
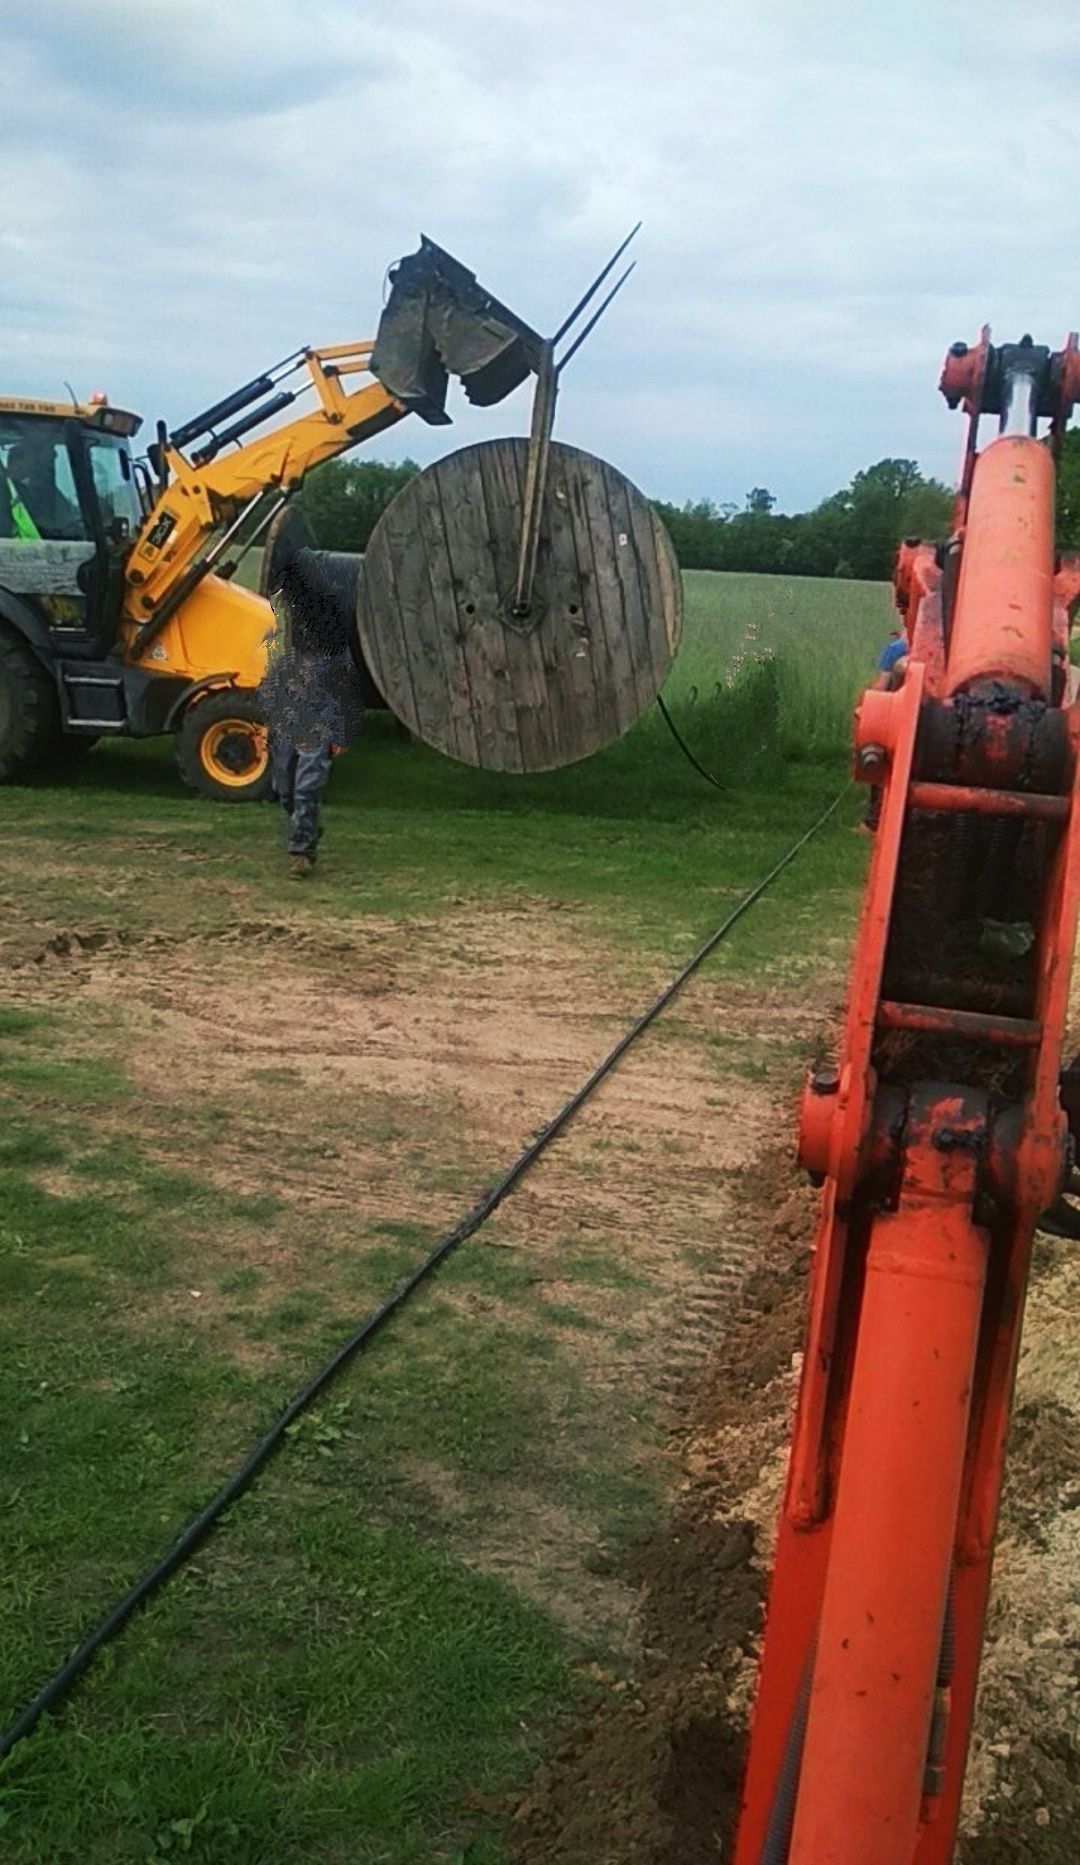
260, 555, 364, 879
876, 629, 909, 685
860, 628, 909, 832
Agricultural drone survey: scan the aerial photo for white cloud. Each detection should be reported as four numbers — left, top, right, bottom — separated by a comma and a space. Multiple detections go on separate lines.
4, 1, 1080, 510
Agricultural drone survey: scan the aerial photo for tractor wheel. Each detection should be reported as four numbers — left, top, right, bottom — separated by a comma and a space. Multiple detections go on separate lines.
0, 625, 61, 781
176, 689, 271, 803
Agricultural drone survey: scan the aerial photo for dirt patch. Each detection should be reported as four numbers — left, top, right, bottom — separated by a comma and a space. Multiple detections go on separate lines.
4, 898, 832, 1669
510, 1152, 1080, 1864
957, 1234, 1080, 1863
509, 1148, 809, 1865
6, 904, 830, 1341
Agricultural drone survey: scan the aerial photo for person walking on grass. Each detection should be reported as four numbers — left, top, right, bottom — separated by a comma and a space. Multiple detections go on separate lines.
259, 554, 364, 879
860, 626, 909, 834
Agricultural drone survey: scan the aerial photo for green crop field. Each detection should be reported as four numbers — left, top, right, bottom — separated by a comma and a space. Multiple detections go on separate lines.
674, 568, 894, 760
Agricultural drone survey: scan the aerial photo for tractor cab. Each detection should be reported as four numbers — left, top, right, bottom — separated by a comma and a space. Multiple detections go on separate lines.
0, 397, 143, 654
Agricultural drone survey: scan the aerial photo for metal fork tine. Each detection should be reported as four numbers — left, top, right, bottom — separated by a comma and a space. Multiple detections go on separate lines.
555, 263, 637, 375
551, 224, 642, 346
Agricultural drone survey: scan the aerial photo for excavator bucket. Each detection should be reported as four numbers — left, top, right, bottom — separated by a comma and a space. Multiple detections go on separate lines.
370, 237, 543, 423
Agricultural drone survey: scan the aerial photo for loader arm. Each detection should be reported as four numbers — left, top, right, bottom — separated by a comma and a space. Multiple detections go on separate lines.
122, 237, 541, 655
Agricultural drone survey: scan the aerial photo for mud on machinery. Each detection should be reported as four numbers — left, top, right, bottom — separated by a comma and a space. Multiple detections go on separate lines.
0, 237, 644, 800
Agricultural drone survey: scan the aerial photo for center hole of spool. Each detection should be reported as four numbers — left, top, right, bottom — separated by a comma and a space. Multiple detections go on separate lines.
510, 602, 532, 620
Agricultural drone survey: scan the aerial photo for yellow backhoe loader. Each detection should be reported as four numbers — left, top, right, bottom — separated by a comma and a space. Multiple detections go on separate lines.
0, 240, 541, 799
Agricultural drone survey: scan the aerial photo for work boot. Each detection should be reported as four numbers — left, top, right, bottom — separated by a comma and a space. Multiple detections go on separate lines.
288, 853, 316, 880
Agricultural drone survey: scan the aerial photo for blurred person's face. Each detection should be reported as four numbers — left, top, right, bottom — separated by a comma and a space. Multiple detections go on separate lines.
10, 435, 54, 483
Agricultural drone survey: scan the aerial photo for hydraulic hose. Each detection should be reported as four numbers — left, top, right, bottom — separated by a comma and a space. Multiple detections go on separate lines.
759, 1648, 815, 1865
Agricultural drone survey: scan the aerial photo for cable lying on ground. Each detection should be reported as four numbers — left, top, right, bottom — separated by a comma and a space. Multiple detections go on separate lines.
655, 692, 729, 791
0, 784, 850, 1763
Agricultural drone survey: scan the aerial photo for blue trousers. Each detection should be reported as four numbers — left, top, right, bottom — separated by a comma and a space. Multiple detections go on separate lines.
271, 740, 332, 856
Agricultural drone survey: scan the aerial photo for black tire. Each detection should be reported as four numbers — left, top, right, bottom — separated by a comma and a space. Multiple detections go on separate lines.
0, 626, 61, 781
176, 688, 271, 803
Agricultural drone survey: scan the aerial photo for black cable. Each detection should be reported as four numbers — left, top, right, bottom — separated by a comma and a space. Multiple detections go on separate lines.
656, 691, 729, 792
0, 783, 850, 1763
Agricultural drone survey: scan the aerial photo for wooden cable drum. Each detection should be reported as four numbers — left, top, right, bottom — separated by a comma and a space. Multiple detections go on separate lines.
258, 504, 317, 598
355, 438, 682, 772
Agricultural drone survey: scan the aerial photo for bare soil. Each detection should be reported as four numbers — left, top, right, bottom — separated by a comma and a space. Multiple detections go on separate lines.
510, 1154, 1080, 1865
5, 900, 1078, 1858
4, 903, 830, 1663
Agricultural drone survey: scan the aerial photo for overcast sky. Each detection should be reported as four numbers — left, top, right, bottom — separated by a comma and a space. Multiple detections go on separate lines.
4, 1, 1079, 512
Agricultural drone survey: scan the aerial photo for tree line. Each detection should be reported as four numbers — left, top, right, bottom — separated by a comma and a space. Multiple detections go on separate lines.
293, 433, 1080, 582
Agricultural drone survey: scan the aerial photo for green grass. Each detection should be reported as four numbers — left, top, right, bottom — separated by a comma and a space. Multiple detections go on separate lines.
0, 1063, 582, 1864
668, 568, 894, 766
0, 1012, 667, 1862
0, 568, 886, 1862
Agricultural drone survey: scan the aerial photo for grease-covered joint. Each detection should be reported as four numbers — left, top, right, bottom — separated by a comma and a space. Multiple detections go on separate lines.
984, 1101, 1070, 1217
932, 1124, 987, 1154
913, 694, 1069, 791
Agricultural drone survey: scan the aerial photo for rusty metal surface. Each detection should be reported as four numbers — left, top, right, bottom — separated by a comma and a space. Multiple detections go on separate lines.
876, 999, 1041, 1048
908, 780, 1068, 820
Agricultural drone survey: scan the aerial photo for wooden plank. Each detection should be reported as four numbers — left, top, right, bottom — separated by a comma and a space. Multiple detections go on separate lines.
621, 468, 682, 691
450, 442, 524, 772
0, 540, 94, 595
375, 487, 452, 751
653, 515, 683, 660
541, 450, 610, 763
478, 440, 551, 770
530, 447, 604, 766
600, 460, 654, 718
560, 446, 626, 751
577, 452, 643, 733
412, 464, 480, 767
356, 526, 421, 738
531, 445, 600, 768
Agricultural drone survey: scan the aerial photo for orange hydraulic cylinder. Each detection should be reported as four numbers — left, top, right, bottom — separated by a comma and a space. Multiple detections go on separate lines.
787, 1191, 987, 1865
945, 435, 1054, 699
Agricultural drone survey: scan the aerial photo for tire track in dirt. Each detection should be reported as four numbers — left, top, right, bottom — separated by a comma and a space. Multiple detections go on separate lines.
4, 904, 834, 1680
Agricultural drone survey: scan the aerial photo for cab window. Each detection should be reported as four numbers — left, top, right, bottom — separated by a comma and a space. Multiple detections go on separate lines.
0, 417, 86, 541
87, 434, 141, 539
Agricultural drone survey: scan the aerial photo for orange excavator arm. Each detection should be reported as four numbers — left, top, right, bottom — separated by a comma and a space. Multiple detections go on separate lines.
121, 237, 542, 655
734, 332, 1080, 1864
